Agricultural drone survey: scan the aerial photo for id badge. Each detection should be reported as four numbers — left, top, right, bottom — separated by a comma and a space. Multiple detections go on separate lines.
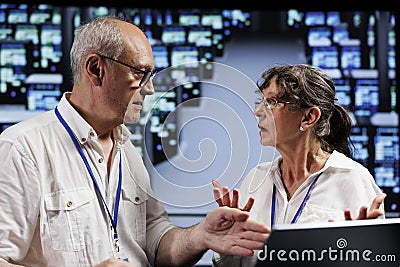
116, 248, 129, 262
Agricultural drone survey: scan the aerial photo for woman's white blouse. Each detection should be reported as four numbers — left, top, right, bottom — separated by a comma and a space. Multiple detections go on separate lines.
213, 151, 384, 267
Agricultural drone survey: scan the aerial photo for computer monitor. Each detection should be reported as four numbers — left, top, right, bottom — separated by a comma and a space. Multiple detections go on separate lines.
0, 40, 32, 105
255, 218, 400, 267
161, 26, 186, 44
374, 127, 400, 215
310, 46, 339, 69
353, 79, 379, 117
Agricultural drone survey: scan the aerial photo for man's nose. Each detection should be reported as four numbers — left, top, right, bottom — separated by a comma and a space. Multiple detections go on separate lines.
141, 81, 155, 95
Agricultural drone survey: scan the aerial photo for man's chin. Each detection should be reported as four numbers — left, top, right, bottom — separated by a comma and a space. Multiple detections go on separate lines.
123, 114, 140, 125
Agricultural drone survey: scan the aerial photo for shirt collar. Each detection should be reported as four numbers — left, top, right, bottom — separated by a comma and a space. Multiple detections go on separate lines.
57, 92, 132, 145
269, 149, 353, 176
324, 150, 354, 170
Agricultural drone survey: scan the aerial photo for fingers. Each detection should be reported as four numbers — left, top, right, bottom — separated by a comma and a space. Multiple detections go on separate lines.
356, 206, 368, 220
228, 207, 250, 222
212, 184, 223, 206
212, 180, 233, 207
213, 188, 224, 207
215, 235, 268, 257
357, 193, 386, 219
221, 207, 269, 234
212, 180, 232, 207
226, 246, 255, 257
238, 229, 270, 244
212, 180, 223, 206
228, 239, 267, 256
204, 206, 270, 258
212, 179, 222, 190
212, 180, 231, 207
221, 186, 231, 206
366, 209, 384, 219
211, 180, 255, 211
94, 258, 134, 267
369, 193, 386, 211
240, 217, 270, 234
242, 197, 255, 212
216, 221, 270, 257
231, 189, 239, 208
345, 200, 385, 221
344, 208, 353, 220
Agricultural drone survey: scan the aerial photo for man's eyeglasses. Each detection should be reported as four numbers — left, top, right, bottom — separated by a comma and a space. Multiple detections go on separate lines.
255, 97, 296, 110
99, 54, 157, 87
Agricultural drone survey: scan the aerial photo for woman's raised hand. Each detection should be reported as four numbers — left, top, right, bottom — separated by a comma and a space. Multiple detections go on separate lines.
212, 180, 255, 212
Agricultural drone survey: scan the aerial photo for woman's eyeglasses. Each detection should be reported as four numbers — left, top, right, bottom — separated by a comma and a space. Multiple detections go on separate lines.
254, 97, 296, 110
99, 54, 157, 87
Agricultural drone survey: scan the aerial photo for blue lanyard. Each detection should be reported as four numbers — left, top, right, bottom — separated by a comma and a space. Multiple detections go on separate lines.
54, 107, 123, 245
270, 172, 322, 228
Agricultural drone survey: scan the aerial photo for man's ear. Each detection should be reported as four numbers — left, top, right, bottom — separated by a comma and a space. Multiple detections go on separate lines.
300, 106, 321, 130
85, 54, 103, 86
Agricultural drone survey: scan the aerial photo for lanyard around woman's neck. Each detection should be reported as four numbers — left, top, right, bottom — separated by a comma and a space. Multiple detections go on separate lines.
270, 172, 322, 228
55, 106, 123, 252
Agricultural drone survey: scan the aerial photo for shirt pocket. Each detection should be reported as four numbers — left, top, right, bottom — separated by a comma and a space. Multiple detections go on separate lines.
44, 187, 99, 251
121, 184, 148, 246
299, 203, 344, 224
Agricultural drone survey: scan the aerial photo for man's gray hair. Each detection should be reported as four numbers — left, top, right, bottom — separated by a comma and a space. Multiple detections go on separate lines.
70, 16, 127, 84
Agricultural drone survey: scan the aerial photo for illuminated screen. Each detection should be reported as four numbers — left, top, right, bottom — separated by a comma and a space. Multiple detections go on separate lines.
333, 23, 349, 43
334, 79, 351, 107
40, 25, 62, 68
326, 11, 341, 26
7, 9, 28, 24
354, 79, 379, 117
350, 126, 369, 167
311, 46, 339, 68
27, 86, 62, 111
388, 47, 396, 69
304, 11, 325, 26
170, 45, 199, 66
222, 9, 251, 28
307, 27, 332, 47
0, 25, 12, 39
170, 45, 200, 82
152, 45, 169, 69
161, 26, 186, 44
374, 127, 400, 213
187, 27, 213, 47
0, 41, 30, 104
341, 45, 361, 69
144, 90, 178, 165
30, 10, 51, 24
0, 10, 5, 23
201, 14, 223, 30
15, 25, 39, 45
179, 12, 200, 26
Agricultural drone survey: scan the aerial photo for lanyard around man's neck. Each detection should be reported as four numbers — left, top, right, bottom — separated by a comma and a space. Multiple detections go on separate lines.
54, 106, 123, 253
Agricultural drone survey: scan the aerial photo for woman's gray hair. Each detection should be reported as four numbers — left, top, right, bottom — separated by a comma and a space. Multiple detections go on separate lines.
257, 64, 353, 157
70, 15, 127, 84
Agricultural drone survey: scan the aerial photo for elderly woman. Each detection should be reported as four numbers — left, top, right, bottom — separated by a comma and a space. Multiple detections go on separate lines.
212, 64, 385, 267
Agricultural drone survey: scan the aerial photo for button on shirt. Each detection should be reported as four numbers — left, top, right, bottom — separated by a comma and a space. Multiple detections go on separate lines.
0, 93, 175, 267
213, 151, 385, 267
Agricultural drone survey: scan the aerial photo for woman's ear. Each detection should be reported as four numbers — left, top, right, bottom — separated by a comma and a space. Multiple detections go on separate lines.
300, 106, 321, 130
85, 54, 103, 86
